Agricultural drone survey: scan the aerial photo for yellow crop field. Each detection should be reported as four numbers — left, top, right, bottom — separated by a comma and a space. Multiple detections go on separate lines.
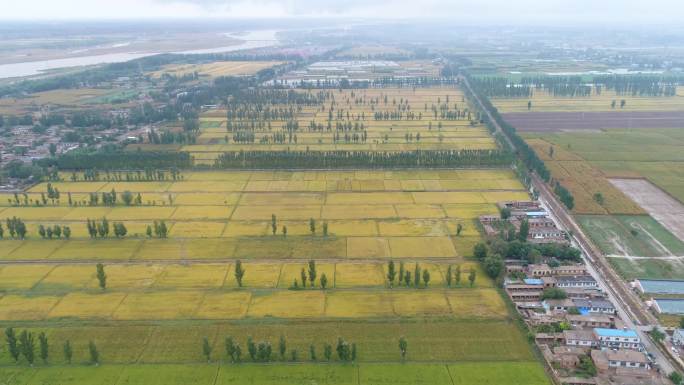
34, 265, 95, 291
325, 292, 395, 318
194, 292, 251, 319
346, 237, 391, 258
225, 262, 281, 288
113, 291, 204, 320
392, 291, 451, 316
389, 237, 457, 258
446, 289, 507, 318
5, 240, 65, 260
335, 263, 386, 288
48, 292, 126, 319
170, 206, 232, 220
248, 291, 326, 318
150, 61, 284, 79
492, 88, 684, 112
0, 264, 54, 290
101, 264, 164, 289
0, 295, 61, 320
169, 221, 226, 237
154, 264, 229, 289
50, 239, 141, 260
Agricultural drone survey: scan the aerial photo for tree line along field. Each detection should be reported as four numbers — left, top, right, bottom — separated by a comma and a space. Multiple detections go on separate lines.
491, 86, 684, 113
0, 169, 528, 261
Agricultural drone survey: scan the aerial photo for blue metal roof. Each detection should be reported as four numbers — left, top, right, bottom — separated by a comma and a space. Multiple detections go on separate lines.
524, 278, 544, 285
593, 328, 638, 338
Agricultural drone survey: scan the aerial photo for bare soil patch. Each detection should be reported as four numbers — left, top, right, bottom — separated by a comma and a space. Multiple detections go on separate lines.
610, 178, 684, 242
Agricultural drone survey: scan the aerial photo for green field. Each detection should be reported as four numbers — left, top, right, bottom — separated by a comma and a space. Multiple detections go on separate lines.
607, 257, 684, 281
0, 362, 549, 385
577, 214, 684, 257
523, 128, 684, 204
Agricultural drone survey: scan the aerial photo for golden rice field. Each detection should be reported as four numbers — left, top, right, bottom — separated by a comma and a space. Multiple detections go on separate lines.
0, 169, 528, 261
0, 260, 501, 322
149, 61, 285, 79
492, 87, 684, 113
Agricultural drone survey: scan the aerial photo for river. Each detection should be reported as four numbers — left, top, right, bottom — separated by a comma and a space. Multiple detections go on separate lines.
0, 30, 279, 80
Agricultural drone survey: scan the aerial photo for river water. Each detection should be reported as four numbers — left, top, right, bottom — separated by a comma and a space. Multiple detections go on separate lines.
0, 30, 279, 80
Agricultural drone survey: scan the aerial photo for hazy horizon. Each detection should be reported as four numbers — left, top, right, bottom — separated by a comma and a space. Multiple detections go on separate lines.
2, 0, 683, 26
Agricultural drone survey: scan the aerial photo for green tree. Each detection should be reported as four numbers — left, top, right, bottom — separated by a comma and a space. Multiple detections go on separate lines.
456, 223, 463, 236
309, 344, 317, 361
322, 222, 328, 236
282, 225, 287, 237
593, 192, 604, 205
89, 341, 99, 365
351, 343, 357, 362
398, 262, 405, 286
454, 265, 461, 286
225, 337, 236, 362
413, 264, 421, 287
387, 260, 396, 287
541, 287, 567, 300
19, 330, 35, 365
323, 343, 332, 361
235, 260, 245, 287
271, 214, 277, 235
5, 328, 19, 362
473, 243, 488, 260
39, 332, 48, 364
679, 317, 684, 330
63, 340, 73, 364
669, 371, 683, 385
202, 337, 212, 362
422, 269, 431, 287
247, 337, 256, 361
518, 219, 529, 241
320, 273, 328, 289
484, 255, 504, 279
468, 269, 476, 287
399, 337, 407, 360
96, 263, 107, 290
300, 268, 307, 288
404, 271, 411, 287
651, 327, 665, 343
233, 344, 241, 363
279, 335, 287, 360
309, 218, 316, 235
308, 260, 317, 287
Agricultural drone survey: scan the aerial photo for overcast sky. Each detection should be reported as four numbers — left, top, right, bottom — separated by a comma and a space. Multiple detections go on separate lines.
3, 0, 682, 24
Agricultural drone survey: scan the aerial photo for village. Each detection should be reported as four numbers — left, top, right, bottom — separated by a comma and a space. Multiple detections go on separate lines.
484, 200, 671, 385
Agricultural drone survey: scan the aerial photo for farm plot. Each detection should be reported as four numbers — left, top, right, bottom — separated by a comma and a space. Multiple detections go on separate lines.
172, 86, 499, 161
493, 88, 684, 113
0, 168, 542, 382
577, 215, 684, 257
1, 169, 528, 261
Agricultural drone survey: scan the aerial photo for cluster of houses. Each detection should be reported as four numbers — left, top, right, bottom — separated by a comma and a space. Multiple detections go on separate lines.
480, 201, 568, 244
499, 201, 664, 384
